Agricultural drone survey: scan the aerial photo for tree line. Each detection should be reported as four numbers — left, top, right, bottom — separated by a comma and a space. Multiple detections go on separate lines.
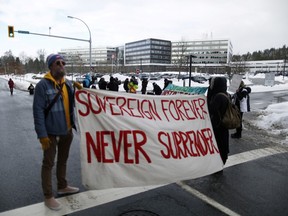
0, 50, 46, 75
232, 45, 287, 61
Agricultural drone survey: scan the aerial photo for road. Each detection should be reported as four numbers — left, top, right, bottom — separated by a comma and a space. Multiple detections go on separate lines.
0, 78, 288, 216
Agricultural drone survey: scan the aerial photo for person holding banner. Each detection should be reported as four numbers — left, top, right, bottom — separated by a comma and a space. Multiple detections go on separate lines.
33, 54, 81, 211
207, 77, 230, 164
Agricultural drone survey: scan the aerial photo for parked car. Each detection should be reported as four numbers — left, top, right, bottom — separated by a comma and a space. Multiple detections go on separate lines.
149, 74, 162, 80
182, 75, 207, 83
139, 73, 150, 80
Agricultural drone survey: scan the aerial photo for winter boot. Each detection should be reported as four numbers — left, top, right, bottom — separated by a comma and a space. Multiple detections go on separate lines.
231, 133, 241, 139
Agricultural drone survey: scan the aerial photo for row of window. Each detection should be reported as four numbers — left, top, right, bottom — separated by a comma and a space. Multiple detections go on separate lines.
126, 45, 171, 53
126, 50, 171, 57
186, 40, 229, 45
126, 39, 170, 48
126, 59, 171, 64
126, 54, 170, 61
151, 40, 171, 46
175, 45, 228, 49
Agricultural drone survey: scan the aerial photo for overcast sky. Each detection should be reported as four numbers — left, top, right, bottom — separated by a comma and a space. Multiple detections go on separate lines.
1, 0, 287, 59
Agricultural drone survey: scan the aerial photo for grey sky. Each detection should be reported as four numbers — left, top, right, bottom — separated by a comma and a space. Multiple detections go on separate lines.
0, 0, 287, 58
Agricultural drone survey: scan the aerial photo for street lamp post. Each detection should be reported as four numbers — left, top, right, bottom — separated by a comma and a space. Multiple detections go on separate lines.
67, 16, 92, 71
188, 54, 197, 87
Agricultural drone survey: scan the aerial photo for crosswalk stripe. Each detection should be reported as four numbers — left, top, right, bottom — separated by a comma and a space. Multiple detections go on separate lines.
224, 146, 288, 168
177, 181, 241, 216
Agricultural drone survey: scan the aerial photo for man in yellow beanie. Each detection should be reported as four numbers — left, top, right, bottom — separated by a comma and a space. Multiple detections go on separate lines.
33, 54, 81, 210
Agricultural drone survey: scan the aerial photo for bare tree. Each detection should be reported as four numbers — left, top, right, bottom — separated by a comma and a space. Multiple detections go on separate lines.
3, 50, 15, 74
172, 39, 188, 75
19, 52, 29, 65
37, 49, 46, 72
230, 58, 247, 80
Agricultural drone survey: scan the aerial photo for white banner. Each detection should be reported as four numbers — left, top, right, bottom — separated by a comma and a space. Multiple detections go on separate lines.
75, 89, 223, 189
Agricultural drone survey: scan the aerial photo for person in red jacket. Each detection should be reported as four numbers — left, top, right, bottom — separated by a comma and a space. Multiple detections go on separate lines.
8, 78, 14, 95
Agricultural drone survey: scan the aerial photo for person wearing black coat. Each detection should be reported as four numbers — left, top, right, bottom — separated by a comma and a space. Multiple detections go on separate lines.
28, 83, 35, 95
98, 78, 107, 90
123, 78, 129, 92
152, 82, 162, 95
163, 78, 172, 90
207, 77, 230, 165
141, 78, 148, 94
107, 76, 119, 91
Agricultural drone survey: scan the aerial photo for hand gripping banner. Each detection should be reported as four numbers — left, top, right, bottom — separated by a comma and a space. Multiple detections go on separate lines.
75, 89, 223, 189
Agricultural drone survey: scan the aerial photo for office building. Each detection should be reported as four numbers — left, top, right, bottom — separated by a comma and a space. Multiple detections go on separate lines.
125, 38, 172, 72
171, 39, 233, 73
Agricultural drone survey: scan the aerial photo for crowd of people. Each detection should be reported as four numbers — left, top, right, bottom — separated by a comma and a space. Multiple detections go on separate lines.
80, 74, 174, 96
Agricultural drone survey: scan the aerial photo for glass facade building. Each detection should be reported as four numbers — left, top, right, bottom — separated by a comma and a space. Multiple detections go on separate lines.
125, 38, 172, 65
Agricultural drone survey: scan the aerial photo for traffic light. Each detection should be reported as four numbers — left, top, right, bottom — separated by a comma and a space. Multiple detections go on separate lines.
8, 26, 14, 38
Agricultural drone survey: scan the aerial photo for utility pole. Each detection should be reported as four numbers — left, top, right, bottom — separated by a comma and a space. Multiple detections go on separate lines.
188, 54, 197, 87
283, 58, 286, 80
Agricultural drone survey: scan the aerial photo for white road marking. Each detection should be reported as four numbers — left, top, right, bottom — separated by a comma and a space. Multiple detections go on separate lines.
176, 181, 241, 216
0, 186, 162, 216
1, 146, 287, 216
224, 146, 288, 168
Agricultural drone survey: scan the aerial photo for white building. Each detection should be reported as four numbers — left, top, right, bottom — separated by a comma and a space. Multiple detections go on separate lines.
232, 60, 286, 74
172, 39, 232, 62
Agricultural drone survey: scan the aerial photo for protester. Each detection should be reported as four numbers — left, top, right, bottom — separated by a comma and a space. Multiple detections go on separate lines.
107, 76, 119, 91
115, 77, 121, 91
207, 77, 230, 165
98, 77, 107, 90
33, 54, 81, 211
91, 74, 97, 86
82, 74, 91, 88
8, 78, 14, 95
231, 81, 251, 138
128, 76, 138, 93
28, 83, 35, 95
152, 82, 162, 95
163, 78, 172, 90
141, 78, 148, 94
123, 78, 129, 92
90, 75, 97, 89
